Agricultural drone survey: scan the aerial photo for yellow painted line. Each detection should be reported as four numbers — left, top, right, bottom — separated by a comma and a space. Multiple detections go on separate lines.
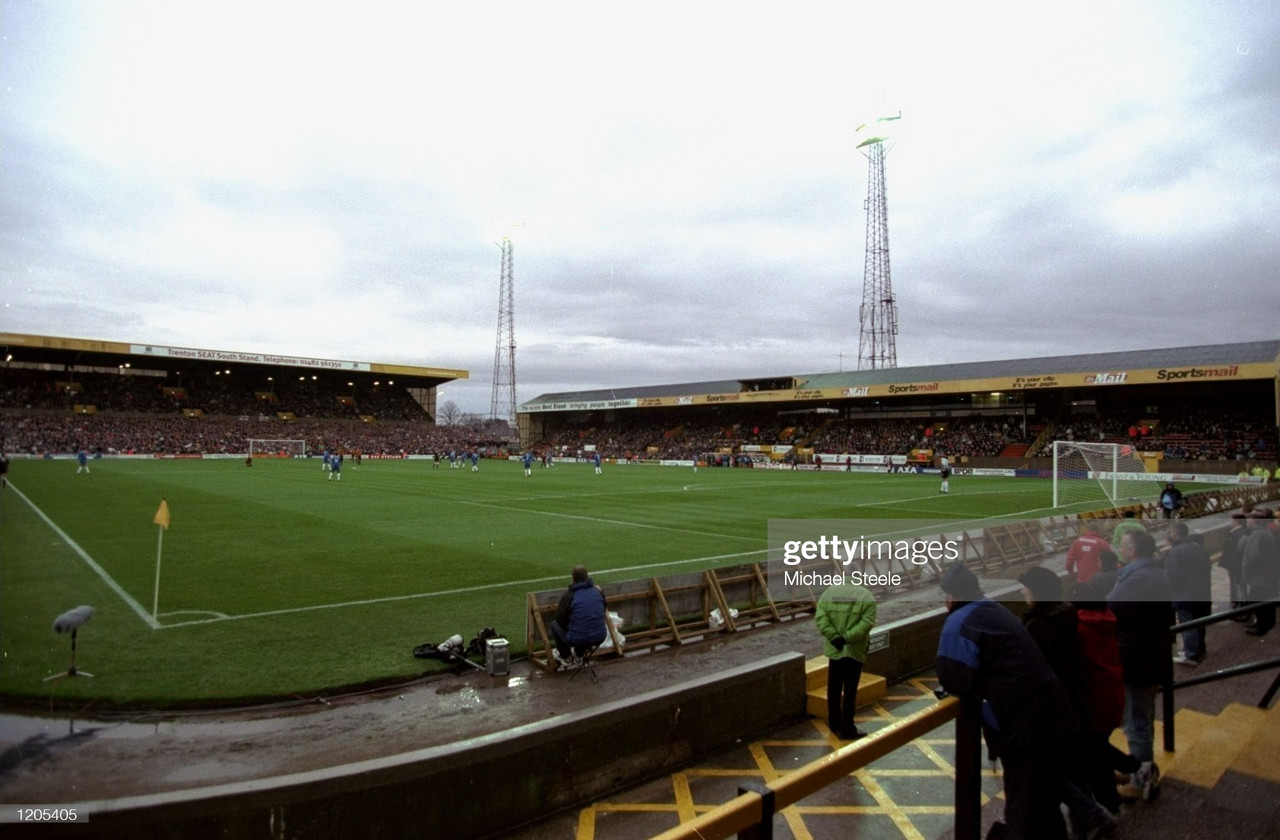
1165, 703, 1267, 789
575, 804, 596, 840
853, 768, 927, 840
1230, 705, 1280, 783
672, 773, 698, 823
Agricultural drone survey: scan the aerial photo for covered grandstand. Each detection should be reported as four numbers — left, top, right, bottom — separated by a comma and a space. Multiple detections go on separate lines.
0, 331, 472, 456
520, 339, 1280, 471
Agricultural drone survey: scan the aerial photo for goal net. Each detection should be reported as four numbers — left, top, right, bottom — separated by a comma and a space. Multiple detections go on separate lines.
247, 439, 307, 458
1052, 440, 1155, 511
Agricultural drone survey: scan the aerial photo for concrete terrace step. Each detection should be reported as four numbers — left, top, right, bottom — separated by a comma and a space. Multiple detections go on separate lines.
804, 656, 887, 718
1224, 701, 1280, 785
1109, 706, 1216, 774
1163, 703, 1269, 789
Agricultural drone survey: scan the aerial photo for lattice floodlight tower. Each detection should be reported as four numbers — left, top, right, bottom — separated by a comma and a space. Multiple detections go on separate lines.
856, 113, 901, 371
489, 222, 522, 427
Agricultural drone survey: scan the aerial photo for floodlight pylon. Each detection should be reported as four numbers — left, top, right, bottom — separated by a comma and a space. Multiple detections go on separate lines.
489, 236, 517, 426
857, 115, 900, 370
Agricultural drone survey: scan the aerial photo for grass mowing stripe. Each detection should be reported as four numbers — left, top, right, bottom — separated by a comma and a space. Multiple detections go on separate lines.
459, 499, 764, 542
8, 482, 159, 630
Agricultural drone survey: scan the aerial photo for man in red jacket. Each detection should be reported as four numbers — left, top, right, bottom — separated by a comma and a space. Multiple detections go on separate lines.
1065, 521, 1110, 583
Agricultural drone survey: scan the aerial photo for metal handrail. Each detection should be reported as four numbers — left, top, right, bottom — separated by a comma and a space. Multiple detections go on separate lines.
648, 695, 983, 840
1162, 599, 1280, 751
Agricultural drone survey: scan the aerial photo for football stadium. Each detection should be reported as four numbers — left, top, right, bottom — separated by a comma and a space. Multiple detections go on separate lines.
2, 332, 1278, 837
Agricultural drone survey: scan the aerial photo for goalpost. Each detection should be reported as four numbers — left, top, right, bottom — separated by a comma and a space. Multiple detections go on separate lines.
1052, 440, 1156, 510
247, 439, 308, 459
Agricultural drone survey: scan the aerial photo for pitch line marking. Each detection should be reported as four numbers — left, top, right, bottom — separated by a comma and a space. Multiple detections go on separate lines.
153, 548, 769, 629
9, 483, 160, 630
459, 500, 762, 542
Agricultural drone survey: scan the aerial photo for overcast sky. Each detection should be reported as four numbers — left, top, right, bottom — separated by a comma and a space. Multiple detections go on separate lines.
3, 1, 1277, 416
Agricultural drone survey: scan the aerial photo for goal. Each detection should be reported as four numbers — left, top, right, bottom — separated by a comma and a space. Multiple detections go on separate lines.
1052, 440, 1155, 510
247, 439, 308, 459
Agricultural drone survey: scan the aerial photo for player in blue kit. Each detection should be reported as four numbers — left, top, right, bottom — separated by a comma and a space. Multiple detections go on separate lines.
522, 452, 534, 476
328, 453, 342, 481
593, 452, 602, 475
470, 452, 479, 472
77, 448, 90, 474
322, 449, 331, 471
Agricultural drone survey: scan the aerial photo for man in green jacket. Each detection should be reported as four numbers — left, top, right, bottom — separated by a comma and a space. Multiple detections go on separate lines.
815, 578, 878, 740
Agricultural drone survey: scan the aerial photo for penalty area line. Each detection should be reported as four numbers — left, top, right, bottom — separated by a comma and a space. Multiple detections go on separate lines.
155, 546, 771, 630
9, 483, 160, 630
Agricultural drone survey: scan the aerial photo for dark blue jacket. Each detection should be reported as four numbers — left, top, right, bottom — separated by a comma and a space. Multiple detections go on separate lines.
1164, 537, 1212, 606
556, 580, 607, 646
1107, 556, 1173, 687
936, 599, 1076, 754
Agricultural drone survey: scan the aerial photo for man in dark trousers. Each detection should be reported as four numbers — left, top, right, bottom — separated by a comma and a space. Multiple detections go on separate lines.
550, 565, 608, 669
1165, 521, 1212, 665
936, 563, 1075, 840
1242, 510, 1280, 636
815, 576, 878, 741
1107, 528, 1172, 803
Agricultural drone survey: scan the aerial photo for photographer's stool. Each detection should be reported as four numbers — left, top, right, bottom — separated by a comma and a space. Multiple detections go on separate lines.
568, 644, 600, 684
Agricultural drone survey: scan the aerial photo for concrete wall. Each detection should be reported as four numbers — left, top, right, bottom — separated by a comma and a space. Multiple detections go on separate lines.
56, 653, 806, 839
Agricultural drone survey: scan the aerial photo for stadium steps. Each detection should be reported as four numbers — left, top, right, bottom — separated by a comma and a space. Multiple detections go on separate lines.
997, 443, 1029, 457
1109, 701, 1280, 790
803, 655, 887, 717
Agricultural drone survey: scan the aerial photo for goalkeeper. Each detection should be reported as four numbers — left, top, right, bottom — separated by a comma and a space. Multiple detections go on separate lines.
815, 576, 878, 740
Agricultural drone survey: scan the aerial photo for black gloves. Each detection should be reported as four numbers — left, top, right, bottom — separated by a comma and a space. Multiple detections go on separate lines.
831, 635, 846, 651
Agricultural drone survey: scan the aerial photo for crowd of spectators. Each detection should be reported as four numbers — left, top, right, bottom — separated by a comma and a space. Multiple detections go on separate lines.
530, 414, 1033, 462
0, 413, 504, 458
0, 368, 429, 422
1031, 409, 1276, 462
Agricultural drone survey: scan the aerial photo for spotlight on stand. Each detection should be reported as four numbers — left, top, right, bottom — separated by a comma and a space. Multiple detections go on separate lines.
45, 605, 95, 681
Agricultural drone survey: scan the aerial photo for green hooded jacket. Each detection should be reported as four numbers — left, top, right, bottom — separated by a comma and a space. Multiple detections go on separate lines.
815, 581, 877, 661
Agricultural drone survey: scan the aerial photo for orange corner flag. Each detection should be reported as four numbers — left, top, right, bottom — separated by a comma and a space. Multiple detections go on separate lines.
154, 499, 171, 529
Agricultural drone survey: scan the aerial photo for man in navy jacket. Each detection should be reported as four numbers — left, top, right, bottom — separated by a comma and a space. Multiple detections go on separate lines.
936, 563, 1075, 840
551, 566, 607, 668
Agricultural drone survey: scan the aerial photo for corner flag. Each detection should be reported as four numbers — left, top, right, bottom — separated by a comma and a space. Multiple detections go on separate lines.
151, 499, 170, 620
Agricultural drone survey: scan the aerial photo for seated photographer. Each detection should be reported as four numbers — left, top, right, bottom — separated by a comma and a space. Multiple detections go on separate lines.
550, 565, 608, 668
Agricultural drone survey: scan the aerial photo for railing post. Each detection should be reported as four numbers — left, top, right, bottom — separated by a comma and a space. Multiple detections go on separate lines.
1164, 626, 1177, 753
736, 782, 774, 840
954, 698, 983, 840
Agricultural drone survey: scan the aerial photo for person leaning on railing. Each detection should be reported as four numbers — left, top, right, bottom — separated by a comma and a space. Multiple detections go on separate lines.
936, 563, 1076, 840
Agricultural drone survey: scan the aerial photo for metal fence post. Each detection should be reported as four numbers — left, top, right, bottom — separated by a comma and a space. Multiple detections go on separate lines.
954, 698, 983, 840
736, 781, 774, 840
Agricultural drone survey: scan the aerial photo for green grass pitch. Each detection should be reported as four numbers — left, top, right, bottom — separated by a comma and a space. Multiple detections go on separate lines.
1, 457, 1061, 707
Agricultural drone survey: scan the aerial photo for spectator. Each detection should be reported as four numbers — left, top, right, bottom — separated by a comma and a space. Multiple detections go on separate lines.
936, 563, 1074, 840
1242, 511, 1280, 637
1065, 521, 1110, 583
1070, 577, 1133, 816
1016, 566, 1115, 840
1107, 529, 1172, 803
1164, 521, 1212, 665
550, 565, 608, 669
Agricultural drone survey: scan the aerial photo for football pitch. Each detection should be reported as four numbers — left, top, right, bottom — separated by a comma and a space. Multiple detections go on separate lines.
1, 457, 1062, 707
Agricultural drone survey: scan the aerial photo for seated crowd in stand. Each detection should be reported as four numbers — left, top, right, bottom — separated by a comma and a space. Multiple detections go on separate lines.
2, 368, 1274, 462
1032, 407, 1274, 462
